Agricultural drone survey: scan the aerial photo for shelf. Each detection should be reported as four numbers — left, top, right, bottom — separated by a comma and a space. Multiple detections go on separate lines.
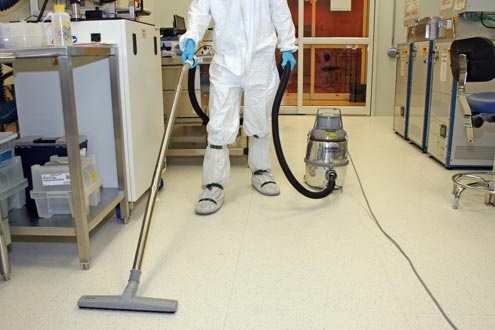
9, 188, 124, 237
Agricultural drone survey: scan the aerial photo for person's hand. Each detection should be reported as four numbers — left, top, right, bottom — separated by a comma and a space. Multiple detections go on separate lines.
181, 39, 198, 68
281, 51, 296, 70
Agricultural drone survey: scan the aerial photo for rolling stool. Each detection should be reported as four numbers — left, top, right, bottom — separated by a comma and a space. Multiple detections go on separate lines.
449, 37, 495, 209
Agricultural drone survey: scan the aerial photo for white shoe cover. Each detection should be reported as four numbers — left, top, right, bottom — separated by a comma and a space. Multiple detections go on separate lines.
251, 170, 280, 196
195, 184, 224, 215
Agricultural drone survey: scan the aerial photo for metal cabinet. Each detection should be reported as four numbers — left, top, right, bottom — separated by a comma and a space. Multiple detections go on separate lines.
407, 40, 434, 151
161, 57, 247, 157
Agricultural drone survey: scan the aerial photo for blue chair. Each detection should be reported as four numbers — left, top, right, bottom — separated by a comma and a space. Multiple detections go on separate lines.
450, 37, 495, 209
450, 37, 495, 143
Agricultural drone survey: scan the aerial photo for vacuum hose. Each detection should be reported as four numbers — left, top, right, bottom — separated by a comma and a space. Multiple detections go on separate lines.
0, 0, 20, 11
188, 66, 209, 125
271, 64, 336, 199
0, 65, 17, 125
0, 0, 21, 125
186, 61, 336, 198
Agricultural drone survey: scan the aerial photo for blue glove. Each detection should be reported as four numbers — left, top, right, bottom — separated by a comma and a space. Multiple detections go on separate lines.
181, 39, 198, 68
281, 51, 296, 70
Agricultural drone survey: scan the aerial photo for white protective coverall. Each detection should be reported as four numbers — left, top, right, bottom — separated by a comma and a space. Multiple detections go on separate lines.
180, 0, 297, 187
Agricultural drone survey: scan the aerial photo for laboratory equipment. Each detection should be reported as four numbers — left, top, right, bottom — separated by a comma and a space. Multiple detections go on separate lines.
428, 40, 495, 168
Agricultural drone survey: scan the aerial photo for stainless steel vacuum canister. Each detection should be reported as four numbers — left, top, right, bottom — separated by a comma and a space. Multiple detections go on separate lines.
304, 108, 349, 189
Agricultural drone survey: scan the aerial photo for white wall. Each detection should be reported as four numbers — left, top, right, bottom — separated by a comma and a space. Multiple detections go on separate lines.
148, 0, 190, 28
371, 0, 397, 115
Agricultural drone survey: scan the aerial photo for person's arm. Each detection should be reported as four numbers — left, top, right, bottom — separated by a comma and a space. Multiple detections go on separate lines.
271, 0, 298, 52
179, 0, 212, 51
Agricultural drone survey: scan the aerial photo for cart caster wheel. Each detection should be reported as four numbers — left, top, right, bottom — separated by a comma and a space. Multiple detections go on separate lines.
2, 273, 11, 281
82, 263, 90, 270
159, 178, 164, 191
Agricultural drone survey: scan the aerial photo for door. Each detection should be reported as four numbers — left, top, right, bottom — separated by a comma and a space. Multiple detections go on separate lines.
281, 0, 375, 115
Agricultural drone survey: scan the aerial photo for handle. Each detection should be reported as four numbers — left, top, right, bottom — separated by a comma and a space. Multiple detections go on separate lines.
132, 60, 192, 271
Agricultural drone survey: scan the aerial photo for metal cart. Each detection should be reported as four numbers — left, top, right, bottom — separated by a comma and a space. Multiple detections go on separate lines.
0, 45, 129, 272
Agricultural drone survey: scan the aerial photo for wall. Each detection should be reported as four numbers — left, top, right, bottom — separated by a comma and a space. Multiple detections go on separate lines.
149, 0, 190, 29
371, 0, 396, 115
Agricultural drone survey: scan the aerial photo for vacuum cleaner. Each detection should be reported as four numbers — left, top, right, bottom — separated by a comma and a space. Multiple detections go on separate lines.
76, 61, 196, 313
187, 62, 349, 199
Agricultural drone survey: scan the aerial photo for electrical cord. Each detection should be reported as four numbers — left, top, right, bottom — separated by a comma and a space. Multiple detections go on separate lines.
349, 152, 459, 330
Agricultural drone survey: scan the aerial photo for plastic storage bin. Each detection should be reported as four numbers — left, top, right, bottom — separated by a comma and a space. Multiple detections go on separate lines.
0, 156, 28, 218
0, 132, 17, 164
30, 155, 102, 218
15, 136, 88, 216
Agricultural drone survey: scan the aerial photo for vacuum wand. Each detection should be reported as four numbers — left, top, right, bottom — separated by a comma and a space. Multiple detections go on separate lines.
78, 60, 194, 313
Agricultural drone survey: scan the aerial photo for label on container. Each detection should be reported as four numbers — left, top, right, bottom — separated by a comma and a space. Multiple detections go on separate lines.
42, 173, 70, 186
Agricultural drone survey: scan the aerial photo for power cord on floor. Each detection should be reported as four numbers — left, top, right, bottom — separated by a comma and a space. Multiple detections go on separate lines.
348, 152, 459, 330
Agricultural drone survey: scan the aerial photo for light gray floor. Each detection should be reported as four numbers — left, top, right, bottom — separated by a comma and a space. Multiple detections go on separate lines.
1, 116, 494, 330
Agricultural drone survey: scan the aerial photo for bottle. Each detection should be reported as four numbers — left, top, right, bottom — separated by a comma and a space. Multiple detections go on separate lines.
49, 4, 72, 46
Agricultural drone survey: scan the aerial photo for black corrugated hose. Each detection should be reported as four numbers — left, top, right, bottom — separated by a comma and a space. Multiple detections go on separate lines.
186, 59, 335, 198
271, 63, 336, 199
0, 0, 20, 11
0, 0, 21, 125
187, 65, 209, 125
0, 65, 17, 124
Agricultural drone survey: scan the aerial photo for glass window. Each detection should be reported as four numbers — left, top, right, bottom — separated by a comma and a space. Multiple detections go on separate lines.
303, 45, 367, 106
290, 0, 369, 38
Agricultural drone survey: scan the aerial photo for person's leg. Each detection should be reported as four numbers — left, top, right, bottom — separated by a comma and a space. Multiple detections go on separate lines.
195, 61, 242, 215
243, 50, 280, 196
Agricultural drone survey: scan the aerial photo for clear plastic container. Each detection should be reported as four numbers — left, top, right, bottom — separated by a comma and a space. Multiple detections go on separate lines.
0, 179, 28, 219
30, 177, 102, 218
0, 22, 48, 49
0, 156, 25, 191
31, 155, 98, 192
29, 155, 102, 218
0, 132, 17, 164
0, 156, 28, 218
